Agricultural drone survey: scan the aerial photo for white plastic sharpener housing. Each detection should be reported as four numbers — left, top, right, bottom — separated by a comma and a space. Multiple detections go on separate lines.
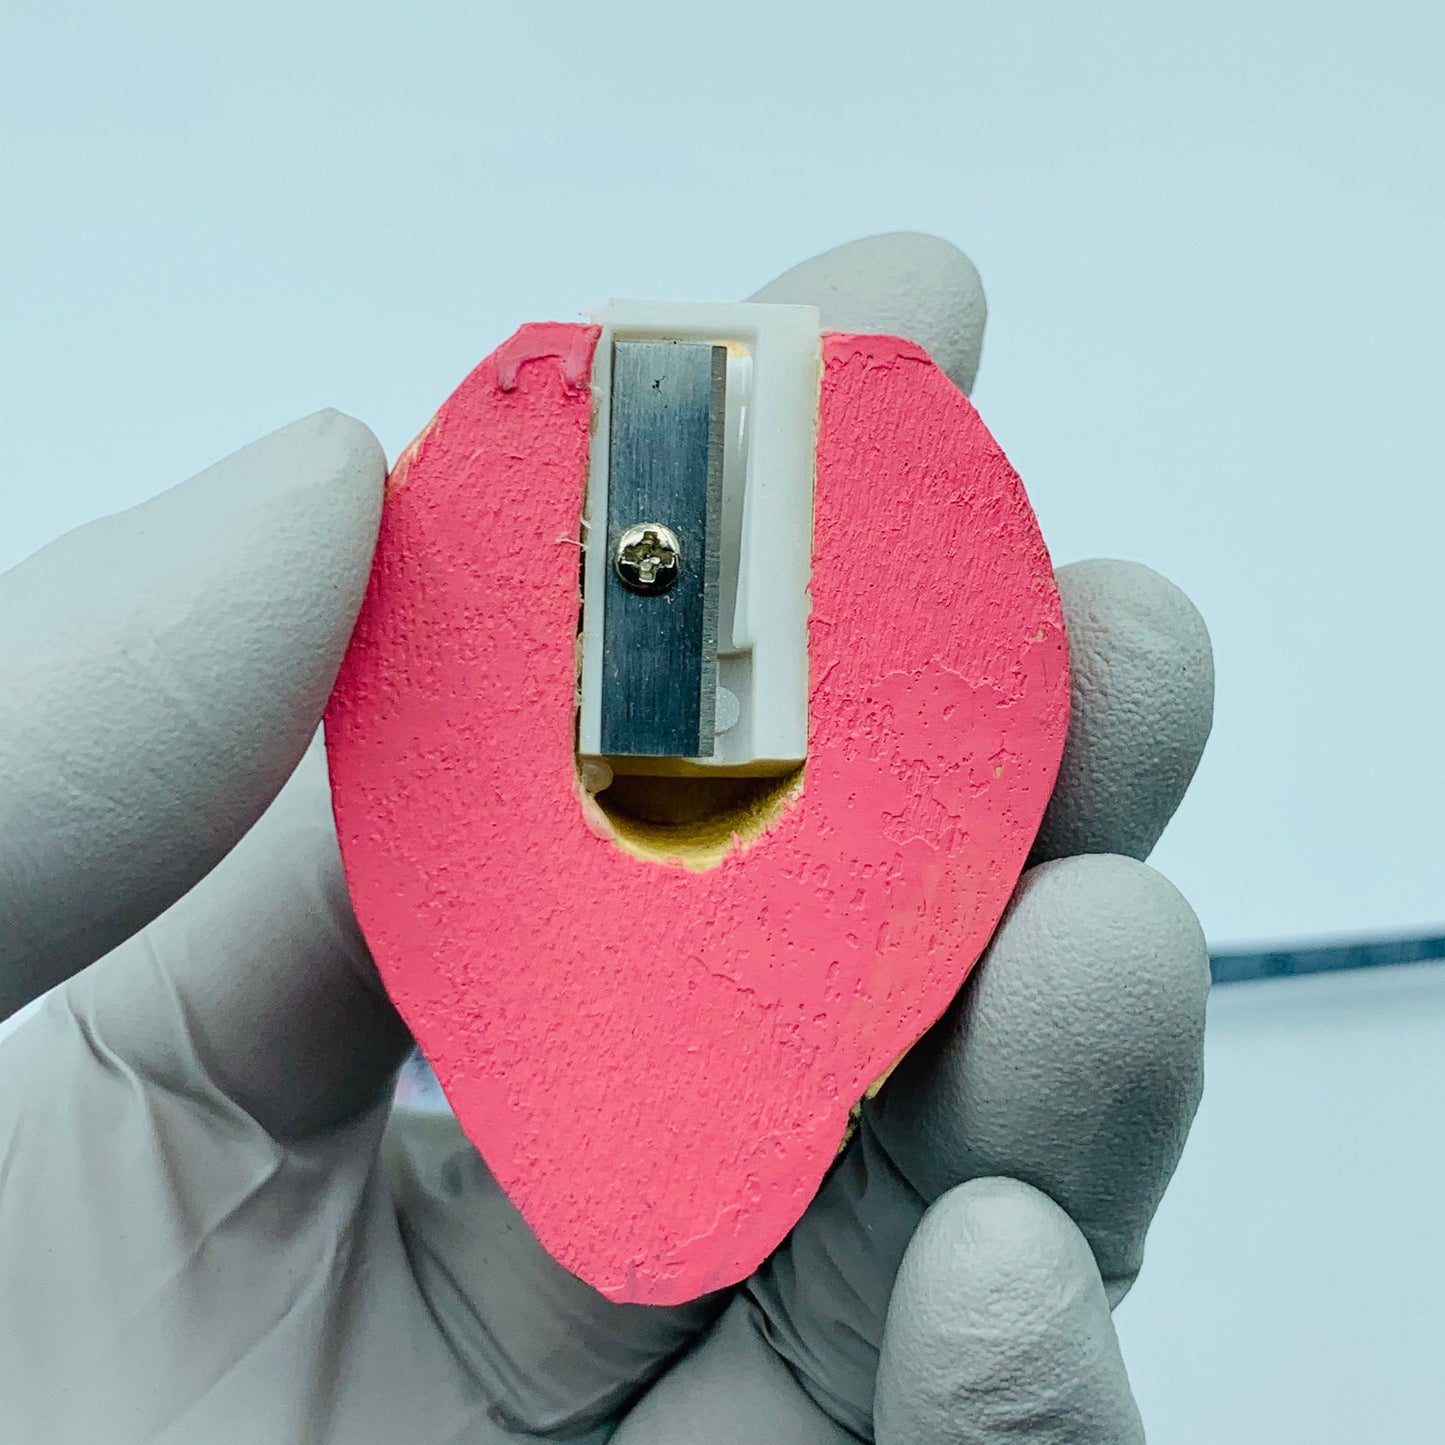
577, 301, 821, 776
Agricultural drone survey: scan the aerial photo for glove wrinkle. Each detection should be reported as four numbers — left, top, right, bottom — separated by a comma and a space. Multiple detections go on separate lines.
0, 990, 494, 1445
66, 741, 412, 1144
748, 1118, 926, 1440
384, 1110, 723, 1442
611, 1295, 863, 1444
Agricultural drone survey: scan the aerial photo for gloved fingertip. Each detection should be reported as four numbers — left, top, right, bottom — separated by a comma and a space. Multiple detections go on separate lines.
748, 232, 987, 395
875, 1178, 1145, 1445
1034, 557, 1214, 863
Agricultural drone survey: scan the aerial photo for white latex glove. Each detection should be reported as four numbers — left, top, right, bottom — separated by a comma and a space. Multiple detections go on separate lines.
0, 234, 1213, 1444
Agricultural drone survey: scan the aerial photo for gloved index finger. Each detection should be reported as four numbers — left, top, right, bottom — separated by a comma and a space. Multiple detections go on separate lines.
0, 410, 386, 1018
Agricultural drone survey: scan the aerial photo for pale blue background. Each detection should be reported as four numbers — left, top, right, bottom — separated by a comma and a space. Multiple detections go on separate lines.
3, 3, 1443, 1439
4, 1, 1442, 948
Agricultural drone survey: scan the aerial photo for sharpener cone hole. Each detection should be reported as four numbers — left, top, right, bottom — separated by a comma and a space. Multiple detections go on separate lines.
577, 764, 805, 871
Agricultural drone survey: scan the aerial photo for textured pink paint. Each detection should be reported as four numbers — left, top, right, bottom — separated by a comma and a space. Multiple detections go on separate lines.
326, 323, 1070, 1304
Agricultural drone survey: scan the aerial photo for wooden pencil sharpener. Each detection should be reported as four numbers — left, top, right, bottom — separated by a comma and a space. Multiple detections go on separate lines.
325, 301, 1070, 1304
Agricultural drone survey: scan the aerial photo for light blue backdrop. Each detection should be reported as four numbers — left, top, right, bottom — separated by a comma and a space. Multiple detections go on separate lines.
4, 6, 1443, 1438
5, 2, 1442, 948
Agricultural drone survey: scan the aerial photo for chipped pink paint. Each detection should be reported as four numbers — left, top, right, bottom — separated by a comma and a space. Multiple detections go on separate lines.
326, 323, 1070, 1304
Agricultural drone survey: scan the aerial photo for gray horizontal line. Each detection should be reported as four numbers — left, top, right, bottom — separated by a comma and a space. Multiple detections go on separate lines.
1210, 931, 1445, 985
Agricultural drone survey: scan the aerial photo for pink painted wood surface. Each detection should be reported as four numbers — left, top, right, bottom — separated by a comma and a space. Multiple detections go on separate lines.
325, 323, 1069, 1304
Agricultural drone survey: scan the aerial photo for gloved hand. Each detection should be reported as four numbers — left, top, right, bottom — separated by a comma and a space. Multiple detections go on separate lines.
0, 234, 1213, 1445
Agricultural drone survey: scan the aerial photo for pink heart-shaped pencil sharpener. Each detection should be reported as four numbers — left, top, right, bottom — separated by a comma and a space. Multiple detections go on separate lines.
325, 317, 1069, 1305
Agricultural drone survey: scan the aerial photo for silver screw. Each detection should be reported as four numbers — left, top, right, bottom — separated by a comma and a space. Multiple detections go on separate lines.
615, 523, 682, 594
